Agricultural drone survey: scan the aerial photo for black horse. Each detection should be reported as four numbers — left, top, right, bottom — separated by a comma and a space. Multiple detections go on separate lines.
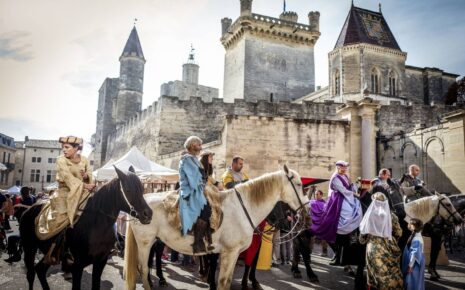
19, 167, 153, 290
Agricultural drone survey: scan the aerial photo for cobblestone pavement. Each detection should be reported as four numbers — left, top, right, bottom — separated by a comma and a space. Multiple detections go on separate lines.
1, 221, 464, 289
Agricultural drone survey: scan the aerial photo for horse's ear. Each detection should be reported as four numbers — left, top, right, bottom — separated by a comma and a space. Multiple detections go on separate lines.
128, 165, 135, 173
114, 165, 126, 181
283, 164, 289, 175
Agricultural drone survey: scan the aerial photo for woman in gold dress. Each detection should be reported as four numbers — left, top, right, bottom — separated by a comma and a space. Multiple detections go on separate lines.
37, 136, 95, 240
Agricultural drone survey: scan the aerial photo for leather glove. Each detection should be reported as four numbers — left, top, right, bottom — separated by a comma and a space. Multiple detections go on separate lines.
414, 185, 423, 190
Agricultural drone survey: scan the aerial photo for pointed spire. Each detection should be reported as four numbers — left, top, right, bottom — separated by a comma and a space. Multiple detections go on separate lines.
351, 0, 354, 7
121, 26, 145, 59
379, 3, 382, 13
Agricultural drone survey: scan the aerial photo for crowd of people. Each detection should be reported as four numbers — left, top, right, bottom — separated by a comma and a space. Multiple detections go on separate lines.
0, 134, 438, 290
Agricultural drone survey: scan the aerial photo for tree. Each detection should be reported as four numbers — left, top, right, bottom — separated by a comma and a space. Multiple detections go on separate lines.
445, 76, 465, 105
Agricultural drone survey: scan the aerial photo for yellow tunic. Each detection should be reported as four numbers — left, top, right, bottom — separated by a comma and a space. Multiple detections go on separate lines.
221, 168, 249, 189
36, 155, 92, 240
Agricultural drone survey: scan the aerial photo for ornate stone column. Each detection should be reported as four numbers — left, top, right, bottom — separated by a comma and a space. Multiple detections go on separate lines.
358, 99, 380, 179
337, 98, 380, 179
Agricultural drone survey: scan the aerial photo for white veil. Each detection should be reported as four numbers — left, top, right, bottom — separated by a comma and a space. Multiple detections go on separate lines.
359, 193, 392, 240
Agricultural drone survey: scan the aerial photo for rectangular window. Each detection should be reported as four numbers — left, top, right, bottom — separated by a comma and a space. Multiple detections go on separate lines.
48, 158, 56, 164
46, 170, 56, 183
30, 169, 40, 182
37, 157, 42, 163
2, 152, 5, 163
32, 157, 36, 163
0, 172, 4, 183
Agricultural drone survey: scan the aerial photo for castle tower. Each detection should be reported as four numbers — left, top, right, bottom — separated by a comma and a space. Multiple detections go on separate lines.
328, 5, 407, 102
115, 26, 146, 126
182, 46, 199, 85
221, 0, 320, 103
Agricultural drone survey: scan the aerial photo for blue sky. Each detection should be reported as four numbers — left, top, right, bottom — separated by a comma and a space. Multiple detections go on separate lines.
0, 0, 464, 144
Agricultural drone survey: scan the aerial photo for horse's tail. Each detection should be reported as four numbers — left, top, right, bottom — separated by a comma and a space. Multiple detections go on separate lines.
124, 224, 138, 290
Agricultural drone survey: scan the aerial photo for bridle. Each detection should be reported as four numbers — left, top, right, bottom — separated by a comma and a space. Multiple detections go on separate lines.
118, 180, 139, 219
437, 195, 461, 223
234, 171, 309, 242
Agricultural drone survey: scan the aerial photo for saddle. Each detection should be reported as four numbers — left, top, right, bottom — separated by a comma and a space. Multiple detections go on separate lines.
163, 184, 224, 234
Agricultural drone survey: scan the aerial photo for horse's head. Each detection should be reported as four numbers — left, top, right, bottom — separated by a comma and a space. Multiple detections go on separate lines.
281, 165, 309, 212
114, 166, 153, 224
436, 192, 464, 225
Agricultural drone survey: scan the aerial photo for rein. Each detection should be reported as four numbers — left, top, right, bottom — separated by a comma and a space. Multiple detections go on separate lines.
234, 172, 309, 244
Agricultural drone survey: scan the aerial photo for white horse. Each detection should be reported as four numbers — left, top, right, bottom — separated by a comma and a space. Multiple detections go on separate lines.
124, 165, 307, 290
404, 192, 463, 224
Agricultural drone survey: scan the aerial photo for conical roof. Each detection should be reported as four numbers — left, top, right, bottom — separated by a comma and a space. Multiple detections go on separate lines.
121, 26, 145, 59
335, 5, 401, 50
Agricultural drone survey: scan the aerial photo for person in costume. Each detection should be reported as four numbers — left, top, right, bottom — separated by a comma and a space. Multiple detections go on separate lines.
309, 189, 328, 256
221, 156, 249, 189
199, 150, 223, 190
359, 192, 404, 289
178, 136, 213, 253
402, 218, 425, 290
400, 164, 432, 202
371, 168, 392, 190
311, 160, 362, 267
37, 136, 95, 241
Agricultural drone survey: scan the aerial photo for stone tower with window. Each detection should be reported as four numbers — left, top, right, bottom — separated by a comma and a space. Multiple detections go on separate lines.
325, 4, 457, 105
94, 26, 145, 168
221, 0, 321, 103
328, 4, 407, 102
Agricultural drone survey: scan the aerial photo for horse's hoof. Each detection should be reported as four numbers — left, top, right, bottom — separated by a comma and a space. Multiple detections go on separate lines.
293, 272, 302, 279
159, 279, 168, 287
309, 276, 319, 283
252, 282, 263, 290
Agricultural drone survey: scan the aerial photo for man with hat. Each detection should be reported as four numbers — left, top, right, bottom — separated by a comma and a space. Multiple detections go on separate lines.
311, 160, 362, 266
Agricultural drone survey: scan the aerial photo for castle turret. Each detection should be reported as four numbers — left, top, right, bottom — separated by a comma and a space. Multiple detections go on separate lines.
182, 46, 199, 85
240, 0, 253, 16
279, 11, 298, 22
221, 17, 232, 36
115, 26, 145, 126
308, 11, 320, 32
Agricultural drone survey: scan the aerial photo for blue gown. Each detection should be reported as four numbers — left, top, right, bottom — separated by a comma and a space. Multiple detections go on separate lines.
402, 234, 425, 290
178, 154, 207, 236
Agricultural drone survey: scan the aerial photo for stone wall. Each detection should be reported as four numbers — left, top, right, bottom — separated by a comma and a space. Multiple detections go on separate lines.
404, 67, 424, 103
376, 103, 455, 137
160, 80, 219, 102
242, 36, 315, 102
223, 38, 246, 102
157, 115, 350, 185
106, 96, 341, 163
379, 109, 465, 193
94, 77, 119, 168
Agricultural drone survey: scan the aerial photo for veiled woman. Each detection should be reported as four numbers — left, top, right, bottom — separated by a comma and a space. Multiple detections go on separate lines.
359, 192, 403, 290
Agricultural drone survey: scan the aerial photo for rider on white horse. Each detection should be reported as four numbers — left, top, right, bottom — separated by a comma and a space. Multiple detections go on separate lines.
179, 136, 214, 253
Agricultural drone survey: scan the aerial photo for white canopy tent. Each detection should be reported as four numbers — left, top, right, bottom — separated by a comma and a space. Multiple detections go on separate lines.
6, 185, 21, 195
93, 146, 178, 183
0, 163, 7, 171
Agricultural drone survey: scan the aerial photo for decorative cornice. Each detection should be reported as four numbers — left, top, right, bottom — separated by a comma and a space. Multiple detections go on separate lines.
328, 43, 407, 58
221, 13, 320, 49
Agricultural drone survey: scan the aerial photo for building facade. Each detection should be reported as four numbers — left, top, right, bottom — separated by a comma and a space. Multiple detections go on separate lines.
0, 133, 16, 189
13, 137, 61, 190
95, 1, 464, 193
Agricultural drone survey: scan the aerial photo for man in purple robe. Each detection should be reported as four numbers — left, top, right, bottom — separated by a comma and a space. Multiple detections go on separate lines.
309, 189, 328, 256
311, 160, 362, 266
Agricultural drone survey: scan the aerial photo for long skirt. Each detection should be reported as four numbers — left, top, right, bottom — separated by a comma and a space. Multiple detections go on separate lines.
366, 236, 403, 289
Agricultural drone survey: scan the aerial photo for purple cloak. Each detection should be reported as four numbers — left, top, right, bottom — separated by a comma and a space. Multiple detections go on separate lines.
311, 173, 350, 243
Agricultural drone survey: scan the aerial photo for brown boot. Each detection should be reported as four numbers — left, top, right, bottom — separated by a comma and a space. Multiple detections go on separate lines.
191, 220, 207, 254
205, 224, 215, 252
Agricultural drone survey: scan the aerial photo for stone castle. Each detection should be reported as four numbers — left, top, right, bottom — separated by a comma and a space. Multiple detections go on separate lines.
94, 1, 465, 194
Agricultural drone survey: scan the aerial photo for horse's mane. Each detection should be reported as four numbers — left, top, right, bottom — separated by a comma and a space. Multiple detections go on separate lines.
404, 196, 437, 221
86, 178, 120, 213
235, 171, 284, 205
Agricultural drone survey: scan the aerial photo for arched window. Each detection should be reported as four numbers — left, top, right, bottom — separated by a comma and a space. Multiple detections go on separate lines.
371, 68, 379, 94
334, 69, 340, 95
389, 71, 397, 96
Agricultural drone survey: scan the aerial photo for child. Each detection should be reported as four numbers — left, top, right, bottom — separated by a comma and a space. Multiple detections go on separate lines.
402, 218, 425, 290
